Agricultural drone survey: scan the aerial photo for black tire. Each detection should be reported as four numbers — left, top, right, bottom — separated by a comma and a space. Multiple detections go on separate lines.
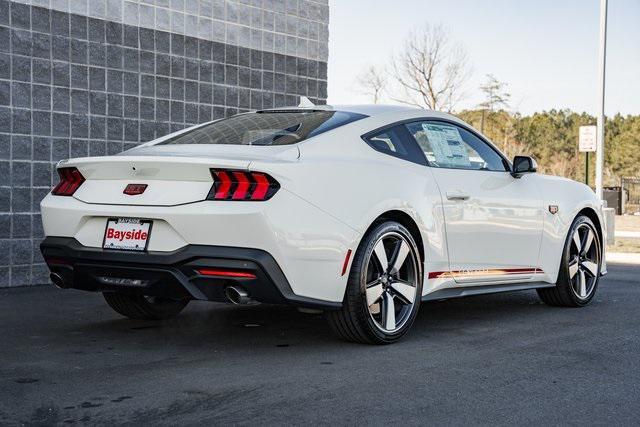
326, 221, 423, 344
537, 215, 601, 307
103, 292, 189, 320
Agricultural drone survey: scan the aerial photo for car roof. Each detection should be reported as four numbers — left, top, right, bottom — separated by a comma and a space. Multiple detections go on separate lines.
329, 104, 421, 116
258, 103, 441, 117
255, 104, 468, 135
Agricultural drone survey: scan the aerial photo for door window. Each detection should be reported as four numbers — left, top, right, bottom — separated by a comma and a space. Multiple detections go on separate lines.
405, 121, 508, 171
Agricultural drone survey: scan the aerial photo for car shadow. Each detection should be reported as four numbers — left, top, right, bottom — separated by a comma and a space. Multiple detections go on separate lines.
66, 288, 559, 352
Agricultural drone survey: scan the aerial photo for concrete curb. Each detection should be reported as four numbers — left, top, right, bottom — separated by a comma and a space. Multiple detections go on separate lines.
615, 231, 640, 239
607, 252, 640, 265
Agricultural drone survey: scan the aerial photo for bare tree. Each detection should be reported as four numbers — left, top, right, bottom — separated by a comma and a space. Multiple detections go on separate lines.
478, 74, 511, 133
390, 23, 470, 112
478, 74, 510, 112
355, 65, 386, 103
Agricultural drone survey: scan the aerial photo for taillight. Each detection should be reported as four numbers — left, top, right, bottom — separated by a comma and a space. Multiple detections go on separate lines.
207, 169, 280, 201
52, 167, 85, 196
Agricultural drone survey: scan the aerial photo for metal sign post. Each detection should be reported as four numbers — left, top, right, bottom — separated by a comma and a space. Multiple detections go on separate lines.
595, 0, 608, 199
579, 125, 597, 186
586, 152, 589, 186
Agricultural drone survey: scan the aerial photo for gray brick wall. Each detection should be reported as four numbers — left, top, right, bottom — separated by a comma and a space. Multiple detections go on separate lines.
0, 0, 329, 287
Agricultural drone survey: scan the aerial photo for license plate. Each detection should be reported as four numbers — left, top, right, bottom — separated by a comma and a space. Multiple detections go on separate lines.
103, 218, 152, 251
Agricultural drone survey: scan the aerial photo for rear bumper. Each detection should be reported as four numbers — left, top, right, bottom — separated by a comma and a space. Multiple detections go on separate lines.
40, 189, 358, 303
40, 237, 341, 310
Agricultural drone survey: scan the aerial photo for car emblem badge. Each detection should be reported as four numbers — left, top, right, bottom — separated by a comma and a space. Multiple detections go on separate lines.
548, 205, 559, 214
123, 184, 148, 195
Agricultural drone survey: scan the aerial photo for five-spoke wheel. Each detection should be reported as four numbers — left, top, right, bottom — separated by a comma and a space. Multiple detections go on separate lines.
326, 221, 422, 344
568, 223, 599, 299
365, 232, 419, 333
537, 215, 601, 307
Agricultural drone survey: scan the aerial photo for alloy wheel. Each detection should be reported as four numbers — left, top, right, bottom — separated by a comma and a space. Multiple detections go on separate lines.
568, 223, 600, 299
364, 232, 419, 333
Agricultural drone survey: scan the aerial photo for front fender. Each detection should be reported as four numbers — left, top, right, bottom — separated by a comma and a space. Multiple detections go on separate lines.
535, 175, 605, 283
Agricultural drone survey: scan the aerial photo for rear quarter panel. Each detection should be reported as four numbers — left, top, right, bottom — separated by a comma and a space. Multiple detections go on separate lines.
252, 111, 451, 292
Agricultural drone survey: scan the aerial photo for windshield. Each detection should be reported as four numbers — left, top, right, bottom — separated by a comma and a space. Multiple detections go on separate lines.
159, 110, 367, 146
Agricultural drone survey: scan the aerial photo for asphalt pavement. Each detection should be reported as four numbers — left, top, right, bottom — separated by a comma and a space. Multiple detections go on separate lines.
1, 264, 639, 425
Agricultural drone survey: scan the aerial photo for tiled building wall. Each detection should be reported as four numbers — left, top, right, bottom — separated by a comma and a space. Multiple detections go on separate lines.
0, 0, 329, 287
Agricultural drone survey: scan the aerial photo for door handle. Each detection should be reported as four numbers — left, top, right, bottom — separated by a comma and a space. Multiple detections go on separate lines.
446, 191, 470, 201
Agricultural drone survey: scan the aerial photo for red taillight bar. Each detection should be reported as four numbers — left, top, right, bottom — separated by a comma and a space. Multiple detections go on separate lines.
214, 171, 232, 199
207, 169, 280, 201
52, 167, 85, 196
251, 172, 270, 200
231, 171, 250, 200
196, 268, 257, 279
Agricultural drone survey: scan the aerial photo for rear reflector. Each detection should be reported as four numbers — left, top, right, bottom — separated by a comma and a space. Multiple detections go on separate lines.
207, 169, 280, 201
196, 268, 257, 279
52, 167, 85, 196
341, 249, 352, 276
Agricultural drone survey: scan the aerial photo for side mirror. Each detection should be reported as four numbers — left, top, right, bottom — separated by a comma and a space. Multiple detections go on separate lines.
511, 156, 537, 178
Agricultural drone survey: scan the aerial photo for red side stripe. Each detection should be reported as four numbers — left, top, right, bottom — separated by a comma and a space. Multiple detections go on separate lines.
428, 268, 543, 280
428, 271, 449, 279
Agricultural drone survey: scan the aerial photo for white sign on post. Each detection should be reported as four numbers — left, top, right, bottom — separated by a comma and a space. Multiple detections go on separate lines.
579, 126, 597, 152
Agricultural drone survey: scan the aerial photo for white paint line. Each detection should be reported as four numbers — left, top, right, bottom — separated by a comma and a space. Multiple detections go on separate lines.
607, 252, 640, 265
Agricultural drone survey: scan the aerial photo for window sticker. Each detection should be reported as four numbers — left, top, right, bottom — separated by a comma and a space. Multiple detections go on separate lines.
421, 123, 471, 167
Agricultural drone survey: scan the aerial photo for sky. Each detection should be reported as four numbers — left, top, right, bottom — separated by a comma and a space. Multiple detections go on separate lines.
327, 0, 640, 115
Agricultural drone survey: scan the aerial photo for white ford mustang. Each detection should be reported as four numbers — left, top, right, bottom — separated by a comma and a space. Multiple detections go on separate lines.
40, 104, 606, 344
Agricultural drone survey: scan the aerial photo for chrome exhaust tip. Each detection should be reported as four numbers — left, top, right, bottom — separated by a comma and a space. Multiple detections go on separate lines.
49, 272, 67, 289
225, 286, 252, 305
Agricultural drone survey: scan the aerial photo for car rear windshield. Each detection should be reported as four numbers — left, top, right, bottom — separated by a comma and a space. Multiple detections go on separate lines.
159, 110, 368, 146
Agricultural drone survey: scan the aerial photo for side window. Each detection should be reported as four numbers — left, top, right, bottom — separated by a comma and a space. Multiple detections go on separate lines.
404, 121, 508, 171
364, 125, 427, 165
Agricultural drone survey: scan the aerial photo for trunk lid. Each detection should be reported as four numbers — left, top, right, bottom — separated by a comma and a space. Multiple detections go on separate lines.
63, 145, 298, 206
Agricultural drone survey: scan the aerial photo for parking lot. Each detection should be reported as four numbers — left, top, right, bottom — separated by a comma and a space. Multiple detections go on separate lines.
1, 263, 639, 425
